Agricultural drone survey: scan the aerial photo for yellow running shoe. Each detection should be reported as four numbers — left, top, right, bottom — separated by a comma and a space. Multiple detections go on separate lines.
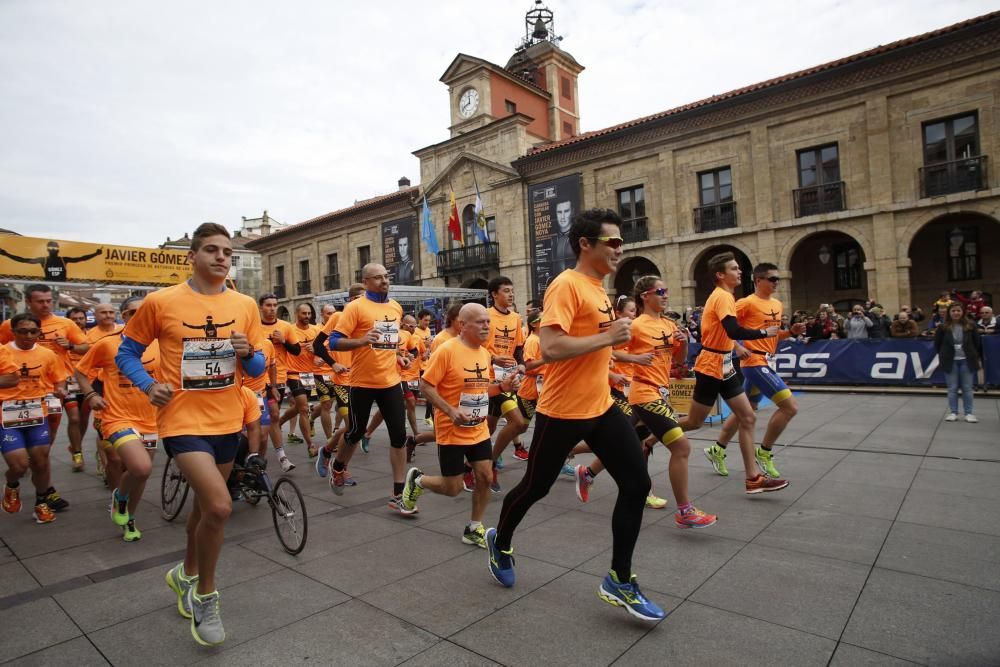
645, 495, 668, 509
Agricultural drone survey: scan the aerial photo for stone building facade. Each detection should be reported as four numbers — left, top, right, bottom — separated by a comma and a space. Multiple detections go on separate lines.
250, 9, 1000, 318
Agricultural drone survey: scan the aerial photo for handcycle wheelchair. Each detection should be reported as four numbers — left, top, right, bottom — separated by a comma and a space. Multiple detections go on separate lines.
160, 435, 308, 555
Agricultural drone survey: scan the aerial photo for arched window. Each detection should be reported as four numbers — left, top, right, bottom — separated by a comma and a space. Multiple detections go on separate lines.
460, 204, 497, 245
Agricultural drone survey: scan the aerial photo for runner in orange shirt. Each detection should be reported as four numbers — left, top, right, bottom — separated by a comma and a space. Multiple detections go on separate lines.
280, 303, 321, 458
259, 293, 301, 466
413, 308, 434, 424
77, 302, 122, 479
707, 263, 806, 479
484, 277, 527, 491
326, 264, 411, 510
401, 303, 520, 540
309, 304, 339, 452
75, 295, 159, 542
1, 313, 71, 523
678, 252, 788, 494
485, 208, 665, 622
116, 223, 266, 646
0, 284, 89, 473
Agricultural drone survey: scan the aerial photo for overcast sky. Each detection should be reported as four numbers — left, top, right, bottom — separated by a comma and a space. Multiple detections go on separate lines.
0, 0, 994, 247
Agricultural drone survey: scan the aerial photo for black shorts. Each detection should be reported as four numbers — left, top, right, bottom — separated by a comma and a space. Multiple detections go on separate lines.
437, 439, 492, 477
286, 377, 311, 398
610, 388, 652, 441
164, 433, 240, 465
692, 371, 744, 407
315, 376, 333, 403
400, 380, 420, 400
332, 384, 350, 414
517, 395, 536, 422
631, 400, 684, 445
488, 391, 518, 418
266, 384, 286, 408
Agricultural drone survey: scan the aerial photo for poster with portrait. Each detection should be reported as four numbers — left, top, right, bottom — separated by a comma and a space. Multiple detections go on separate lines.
527, 174, 582, 299
381, 217, 416, 285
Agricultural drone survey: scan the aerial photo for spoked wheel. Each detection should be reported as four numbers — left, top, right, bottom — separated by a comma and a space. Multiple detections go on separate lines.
270, 477, 308, 555
160, 456, 189, 521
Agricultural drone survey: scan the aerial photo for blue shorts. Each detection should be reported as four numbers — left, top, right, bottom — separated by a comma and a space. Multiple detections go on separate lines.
0, 423, 51, 454
742, 365, 792, 406
163, 433, 240, 465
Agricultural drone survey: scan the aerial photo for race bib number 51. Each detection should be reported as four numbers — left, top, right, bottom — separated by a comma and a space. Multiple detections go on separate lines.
181, 338, 236, 390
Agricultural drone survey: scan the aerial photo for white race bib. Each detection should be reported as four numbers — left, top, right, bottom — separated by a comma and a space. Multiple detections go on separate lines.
320, 374, 331, 383
142, 433, 158, 449
722, 356, 735, 379
66, 375, 81, 394
766, 353, 776, 371
2, 398, 45, 429
45, 394, 63, 414
493, 364, 516, 383
535, 375, 544, 395
407, 380, 419, 391
181, 338, 236, 390
658, 386, 670, 402
373, 319, 400, 350
298, 373, 316, 389
458, 392, 489, 427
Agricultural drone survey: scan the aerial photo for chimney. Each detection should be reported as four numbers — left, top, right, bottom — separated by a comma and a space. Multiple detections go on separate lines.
398, 176, 411, 191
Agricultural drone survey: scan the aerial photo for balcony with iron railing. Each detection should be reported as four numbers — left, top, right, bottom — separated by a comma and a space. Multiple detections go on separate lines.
437, 241, 500, 275
296, 280, 311, 295
793, 181, 846, 218
693, 201, 737, 233
272, 284, 286, 299
621, 218, 649, 244
324, 274, 340, 291
920, 155, 988, 198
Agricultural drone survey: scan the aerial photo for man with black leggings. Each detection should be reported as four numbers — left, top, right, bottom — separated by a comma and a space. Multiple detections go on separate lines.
485, 208, 665, 622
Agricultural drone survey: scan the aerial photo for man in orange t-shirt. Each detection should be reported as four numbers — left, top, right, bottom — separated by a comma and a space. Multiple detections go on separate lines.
483, 276, 526, 490
326, 264, 411, 509
116, 223, 266, 647
414, 308, 435, 425
678, 252, 787, 495
485, 208, 665, 622
75, 295, 159, 542
279, 303, 321, 458
401, 303, 519, 541
0, 284, 89, 469
709, 262, 806, 480
259, 293, 302, 463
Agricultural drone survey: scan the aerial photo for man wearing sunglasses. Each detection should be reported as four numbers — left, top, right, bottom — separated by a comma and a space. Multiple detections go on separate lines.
705, 263, 805, 480
486, 208, 666, 622
679, 253, 788, 494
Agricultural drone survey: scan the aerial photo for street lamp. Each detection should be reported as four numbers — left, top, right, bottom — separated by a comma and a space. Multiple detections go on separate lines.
818, 245, 831, 265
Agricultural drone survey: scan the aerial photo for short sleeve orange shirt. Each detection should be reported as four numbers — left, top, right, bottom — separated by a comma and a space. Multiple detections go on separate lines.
0, 314, 87, 375
333, 296, 403, 389
536, 270, 615, 420
421, 337, 493, 446
485, 308, 525, 359
286, 323, 322, 376
76, 335, 159, 435
320, 312, 353, 385
430, 329, 455, 354
239, 385, 263, 425
516, 332, 543, 401
399, 330, 424, 383
693, 287, 738, 379
242, 338, 275, 394
261, 319, 299, 384
628, 314, 678, 405
0, 343, 68, 401
121, 283, 266, 438
736, 294, 783, 368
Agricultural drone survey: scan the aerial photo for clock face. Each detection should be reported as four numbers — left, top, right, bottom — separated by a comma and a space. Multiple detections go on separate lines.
458, 88, 480, 118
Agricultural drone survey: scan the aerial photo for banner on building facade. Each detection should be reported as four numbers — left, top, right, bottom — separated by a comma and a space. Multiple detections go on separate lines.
526, 174, 582, 299
685, 338, 1000, 387
382, 217, 416, 285
0, 235, 191, 286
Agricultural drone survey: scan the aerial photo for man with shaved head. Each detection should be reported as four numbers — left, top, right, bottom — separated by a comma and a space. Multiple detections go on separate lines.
402, 303, 520, 546
326, 264, 412, 512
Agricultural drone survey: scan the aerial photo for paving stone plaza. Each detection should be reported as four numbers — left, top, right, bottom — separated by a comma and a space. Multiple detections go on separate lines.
1, 392, 998, 666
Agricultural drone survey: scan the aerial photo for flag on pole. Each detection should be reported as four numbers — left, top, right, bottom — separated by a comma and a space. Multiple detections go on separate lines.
448, 189, 462, 245
420, 195, 439, 255
473, 178, 490, 244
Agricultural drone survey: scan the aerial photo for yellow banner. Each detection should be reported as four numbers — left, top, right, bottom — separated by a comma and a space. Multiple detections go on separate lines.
668, 377, 719, 417
0, 235, 191, 286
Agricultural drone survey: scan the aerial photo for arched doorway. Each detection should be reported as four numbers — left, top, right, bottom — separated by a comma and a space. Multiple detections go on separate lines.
614, 256, 660, 297
463, 277, 489, 306
277, 305, 290, 321
908, 212, 999, 313
788, 231, 867, 314
692, 245, 753, 305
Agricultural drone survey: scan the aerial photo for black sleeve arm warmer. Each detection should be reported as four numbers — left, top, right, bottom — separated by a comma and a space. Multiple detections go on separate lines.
514, 345, 524, 366
721, 315, 768, 340
283, 341, 301, 356
312, 332, 335, 366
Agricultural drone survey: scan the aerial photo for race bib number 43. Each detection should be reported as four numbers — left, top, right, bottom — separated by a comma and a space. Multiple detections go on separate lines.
2, 399, 45, 429
181, 338, 236, 390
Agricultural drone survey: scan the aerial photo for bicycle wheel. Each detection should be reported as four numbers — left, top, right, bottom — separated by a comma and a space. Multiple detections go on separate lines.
270, 477, 308, 555
160, 456, 189, 522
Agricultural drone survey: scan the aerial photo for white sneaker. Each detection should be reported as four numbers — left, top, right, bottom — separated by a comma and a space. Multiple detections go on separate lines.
965, 414, 979, 423
945, 413, 958, 422
280, 457, 296, 472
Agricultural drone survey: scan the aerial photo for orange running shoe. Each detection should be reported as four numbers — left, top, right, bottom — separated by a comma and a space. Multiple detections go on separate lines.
2, 485, 21, 514
33, 503, 56, 524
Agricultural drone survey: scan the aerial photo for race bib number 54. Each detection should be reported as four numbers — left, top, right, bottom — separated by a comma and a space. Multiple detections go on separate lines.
181, 338, 237, 390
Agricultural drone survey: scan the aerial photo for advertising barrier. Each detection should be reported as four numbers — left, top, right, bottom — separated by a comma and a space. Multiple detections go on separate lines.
686, 338, 1000, 387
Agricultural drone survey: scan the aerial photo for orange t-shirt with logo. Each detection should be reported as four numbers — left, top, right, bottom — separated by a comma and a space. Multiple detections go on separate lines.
628, 314, 679, 404
286, 323, 322, 377
421, 337, 493, 445
517, 332, 543, 401
261, 319, 299, 384
0, 314, 87, 376
536, 270, 615, 419
693, 287, 738, 380
320, 312, 352, 385
333, 296, 403, 390
736, 294, 784, 368
609, 343, 634, 394
399, 330, 424, 383
76, 335, 159, 435
242, 338, 275, 394
430, 329, 456, 354
0, 343, 68, 401
122, 283, 265, 438
413, 326, 432, 351
486, 307, 525, 360
239, 385, 263, 425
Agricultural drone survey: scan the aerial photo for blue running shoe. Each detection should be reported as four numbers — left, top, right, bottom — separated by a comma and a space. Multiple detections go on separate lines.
486, 527, 515, 587
598, 570, 666, 622
315, 448, 330, 478
495, 455, 504, 470
560, 463, 575, 478
360, 436, 370, 454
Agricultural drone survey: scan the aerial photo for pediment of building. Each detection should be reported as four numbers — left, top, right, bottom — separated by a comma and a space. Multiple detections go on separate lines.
421, 152, 519, 200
